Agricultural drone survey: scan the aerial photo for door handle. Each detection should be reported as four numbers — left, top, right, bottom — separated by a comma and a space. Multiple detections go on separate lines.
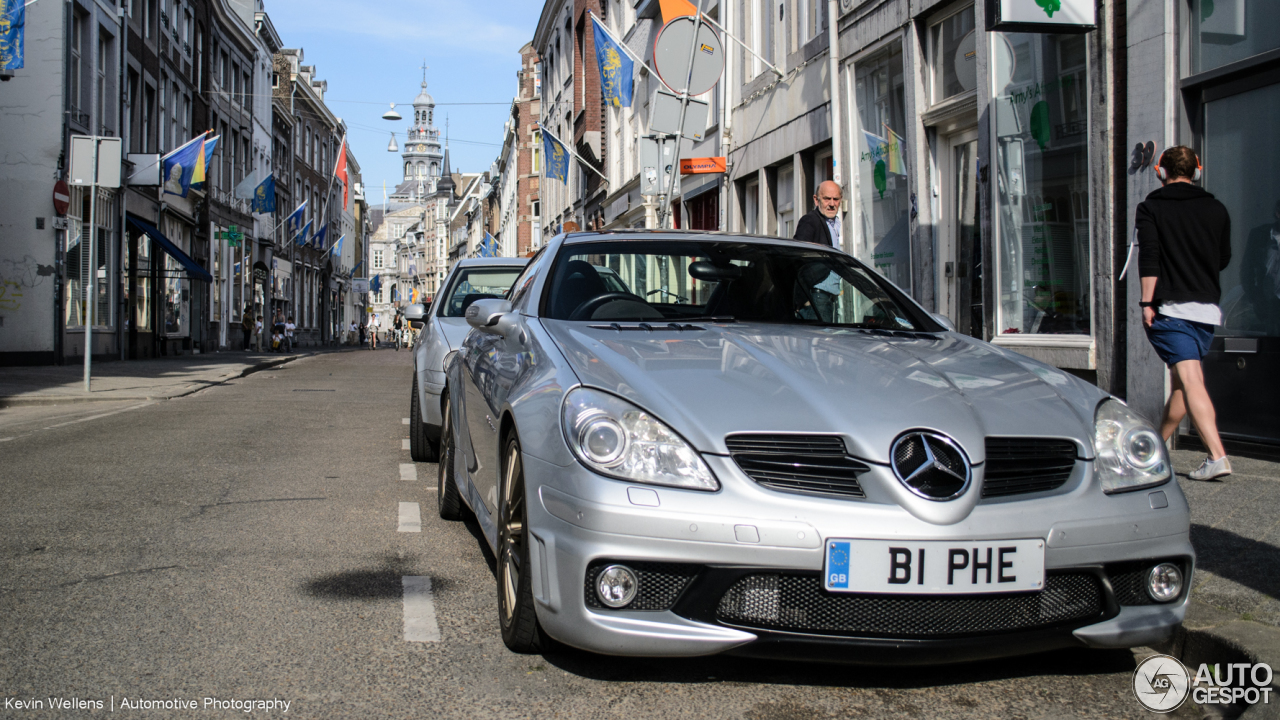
944, 261, 954, 278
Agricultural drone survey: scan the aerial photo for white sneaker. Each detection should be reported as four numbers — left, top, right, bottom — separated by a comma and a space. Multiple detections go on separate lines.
1189, 455, 1232, 481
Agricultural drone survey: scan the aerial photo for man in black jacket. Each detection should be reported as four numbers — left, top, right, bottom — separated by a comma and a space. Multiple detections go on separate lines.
793, 181, 842, 247
1137, 146, 1232, 480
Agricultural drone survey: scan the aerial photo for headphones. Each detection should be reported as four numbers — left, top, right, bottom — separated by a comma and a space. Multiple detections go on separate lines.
1155, 147, 1202, 182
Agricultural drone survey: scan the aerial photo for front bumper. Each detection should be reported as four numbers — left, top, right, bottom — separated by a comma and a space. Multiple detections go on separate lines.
521, 452, 1193, 663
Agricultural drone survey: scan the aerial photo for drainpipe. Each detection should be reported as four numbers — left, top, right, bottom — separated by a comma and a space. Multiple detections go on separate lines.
56, 0, 72, 365
117, 0, 127, 360
825, 0, 845, 251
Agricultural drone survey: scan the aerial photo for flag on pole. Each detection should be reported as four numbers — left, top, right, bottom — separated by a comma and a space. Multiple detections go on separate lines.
285, 200, 307, 239
542, 128, 569, 184
252, 174, 276, 214
294, 219, 313, 247
0, 0, 26, 72
191, 136, 219, 190
312, 224, 328, 249
333, 135, 349, 209
328, 234, 344, 258
161, 134, 207, 197
591, 14, 633, 108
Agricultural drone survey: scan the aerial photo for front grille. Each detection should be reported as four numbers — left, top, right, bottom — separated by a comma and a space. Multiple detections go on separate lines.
716, 573, 1104, 637
726, 435, 867, 499
983, 438, 1078, 498
584, 561, 698, 611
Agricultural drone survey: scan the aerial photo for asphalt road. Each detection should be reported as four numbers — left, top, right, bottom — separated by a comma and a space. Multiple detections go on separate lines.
0, 350, 1171, 719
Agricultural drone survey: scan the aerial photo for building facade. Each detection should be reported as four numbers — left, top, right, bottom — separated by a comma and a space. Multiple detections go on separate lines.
492, 42, 544, 256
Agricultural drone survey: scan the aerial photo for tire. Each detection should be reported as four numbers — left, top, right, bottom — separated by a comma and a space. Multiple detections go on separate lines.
436, 394, 462, 520
410, 376, 437, 463
497, 433, 544, 653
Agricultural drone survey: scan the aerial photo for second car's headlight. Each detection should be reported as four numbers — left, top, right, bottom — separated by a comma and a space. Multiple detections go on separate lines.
562, 388, 719, 491
1094, 398, 1171, 494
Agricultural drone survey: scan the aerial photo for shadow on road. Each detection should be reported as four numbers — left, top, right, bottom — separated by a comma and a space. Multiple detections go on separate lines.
302, 555, 455, 600
540, 644, 1137, 689
1190, 523, 1280, 599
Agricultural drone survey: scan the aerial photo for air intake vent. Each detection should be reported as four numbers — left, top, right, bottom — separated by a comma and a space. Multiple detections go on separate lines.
983, 438, 1078, 498
726, 434, 867, 499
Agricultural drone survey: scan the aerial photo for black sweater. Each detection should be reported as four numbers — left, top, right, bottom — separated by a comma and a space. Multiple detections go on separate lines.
1136, 183, 1232, 304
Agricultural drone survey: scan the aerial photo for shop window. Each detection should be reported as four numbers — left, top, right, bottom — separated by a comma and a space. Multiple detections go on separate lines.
1191, 0, 1280, 74
992, 32, 1091, 336
776, 165, 795, 238
1204, 82, 1280, 336
928, 5, 976, 105
743, 178, 759, 234
853, 40, 911, 290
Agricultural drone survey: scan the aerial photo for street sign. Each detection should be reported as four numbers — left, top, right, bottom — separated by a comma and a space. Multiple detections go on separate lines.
680, 157, 726, 174
351, 278, 370, 294
653, 16, 724, 96
252, 261, 269, 282
52, 180, 70, 215
991, 0, 1096, 32
639, 135, 676, 196
68, 135, 121, 188
651, 89, 708, 141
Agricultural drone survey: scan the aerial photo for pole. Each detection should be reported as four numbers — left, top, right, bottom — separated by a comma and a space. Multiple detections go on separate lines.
84, 139, 98, 391
826, 0, 845, 251
658, 0, 706, 229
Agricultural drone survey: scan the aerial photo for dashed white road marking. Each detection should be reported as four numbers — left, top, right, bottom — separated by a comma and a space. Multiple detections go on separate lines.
402, 418, 410, 425
398, 502, 421, 533
403, 576, 441, 642
402, 438, 410, 450
399, 463, 417, 481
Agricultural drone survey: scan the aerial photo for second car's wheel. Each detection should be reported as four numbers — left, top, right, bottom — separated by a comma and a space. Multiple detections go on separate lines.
410, 375, 438, 463
497, 433, 544, 654
436, 394, 462, 520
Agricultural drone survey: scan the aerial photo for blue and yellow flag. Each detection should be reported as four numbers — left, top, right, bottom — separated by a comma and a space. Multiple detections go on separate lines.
542, 129, 569, 184
252, 174, 276, 214
294, 219, 313, 247
591, 14, 633, 108
312, 224, 328, 249
161, 134, 206, 198
1, 0, 26, 72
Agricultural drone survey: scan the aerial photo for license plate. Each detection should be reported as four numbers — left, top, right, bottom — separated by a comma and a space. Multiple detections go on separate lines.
823, 538, 1045, 595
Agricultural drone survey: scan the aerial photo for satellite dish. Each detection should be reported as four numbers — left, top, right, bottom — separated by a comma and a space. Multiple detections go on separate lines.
653, 16, 724, 97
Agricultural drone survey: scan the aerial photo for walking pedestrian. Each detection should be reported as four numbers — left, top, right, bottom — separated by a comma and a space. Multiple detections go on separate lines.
255, 315, 264, 353
359, 322, 366, 348
240, 305, 253, 351
369, 312, 380, 350
1137, 146, 1233, 480
793, 180, 842, 247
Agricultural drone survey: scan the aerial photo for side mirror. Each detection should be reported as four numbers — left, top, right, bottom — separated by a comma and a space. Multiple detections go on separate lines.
932, 313, 956, 332
405, 303, 427, 329
465, 298, 514, 335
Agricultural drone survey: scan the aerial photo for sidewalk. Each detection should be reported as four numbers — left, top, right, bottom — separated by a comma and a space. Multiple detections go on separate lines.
0, 348, 348, 406
1159, 448, 1280, 719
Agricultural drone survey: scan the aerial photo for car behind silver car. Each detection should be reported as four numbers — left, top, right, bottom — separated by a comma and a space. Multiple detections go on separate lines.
404, 257, 528, 462
439, 231, 1191, 664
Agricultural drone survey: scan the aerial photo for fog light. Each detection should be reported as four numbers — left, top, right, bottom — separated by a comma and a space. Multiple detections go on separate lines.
1147, 563, 1183, 602
595, 565, 638, 608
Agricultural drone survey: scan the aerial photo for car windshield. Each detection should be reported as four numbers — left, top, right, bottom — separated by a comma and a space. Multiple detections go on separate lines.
438, 268, 523, 318
543, 240, 933, 330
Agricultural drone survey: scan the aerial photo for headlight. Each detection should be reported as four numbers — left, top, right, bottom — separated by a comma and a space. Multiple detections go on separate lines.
1094, 399, 1171, 494
562, 387, 719, 491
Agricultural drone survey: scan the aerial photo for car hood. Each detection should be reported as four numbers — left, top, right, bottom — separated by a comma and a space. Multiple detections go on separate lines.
542, 321, 1106, 465
439, 317, 474, 352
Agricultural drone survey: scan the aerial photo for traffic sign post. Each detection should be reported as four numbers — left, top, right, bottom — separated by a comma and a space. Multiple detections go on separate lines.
650, 1, 722, 228
68, 135, 122, 392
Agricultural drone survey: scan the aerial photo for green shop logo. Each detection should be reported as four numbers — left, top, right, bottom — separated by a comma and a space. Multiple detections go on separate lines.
1036, 0, 1061, 18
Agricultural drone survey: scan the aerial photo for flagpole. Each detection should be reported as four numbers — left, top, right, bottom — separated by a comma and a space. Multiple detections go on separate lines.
699, 13, 783, 78
539, 124, 609, 184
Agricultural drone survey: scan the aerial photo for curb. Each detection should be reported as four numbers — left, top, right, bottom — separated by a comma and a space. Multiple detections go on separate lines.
0, 352, 318, 407
1158, 601, 1280, 718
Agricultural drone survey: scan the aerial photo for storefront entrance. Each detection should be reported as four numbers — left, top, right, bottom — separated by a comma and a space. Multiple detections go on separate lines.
938, 129, 981, 337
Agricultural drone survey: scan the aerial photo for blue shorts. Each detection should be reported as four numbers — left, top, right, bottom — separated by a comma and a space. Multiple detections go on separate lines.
1145, 314, 1215, 366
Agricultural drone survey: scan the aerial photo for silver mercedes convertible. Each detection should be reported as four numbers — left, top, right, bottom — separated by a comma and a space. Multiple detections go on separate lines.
439, 231, 1191, 664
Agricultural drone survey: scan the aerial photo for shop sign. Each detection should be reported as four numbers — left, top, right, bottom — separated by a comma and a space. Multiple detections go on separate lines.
216, 224, 245, 247
252, 261, 269, 282
351, 278, 370, 294
680, 157, 726, 175
989, 0, 1095, 32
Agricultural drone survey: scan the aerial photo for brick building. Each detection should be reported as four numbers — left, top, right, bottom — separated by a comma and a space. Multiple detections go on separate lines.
492, 42, 543, 257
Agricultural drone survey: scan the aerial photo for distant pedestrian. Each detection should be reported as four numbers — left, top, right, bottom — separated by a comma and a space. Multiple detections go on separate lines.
1138, 146, 1233, 480
794, 180, 842, 247
255, 315, 264, 352
348, 321, 358, 346
285, 316, 296, 352
240, 306, 253, 351
359, 322, 366, 348
369, 313, 380, 350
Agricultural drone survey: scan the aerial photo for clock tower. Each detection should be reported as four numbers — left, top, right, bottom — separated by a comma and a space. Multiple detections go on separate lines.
401, 75, 444, 186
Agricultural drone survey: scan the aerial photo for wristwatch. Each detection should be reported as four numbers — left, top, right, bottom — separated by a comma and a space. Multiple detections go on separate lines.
1138, 301, 1156, 308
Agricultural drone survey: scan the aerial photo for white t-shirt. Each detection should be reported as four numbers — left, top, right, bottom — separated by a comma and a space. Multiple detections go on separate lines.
285, 322, 295, 336
1160, 301, 1221, 326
